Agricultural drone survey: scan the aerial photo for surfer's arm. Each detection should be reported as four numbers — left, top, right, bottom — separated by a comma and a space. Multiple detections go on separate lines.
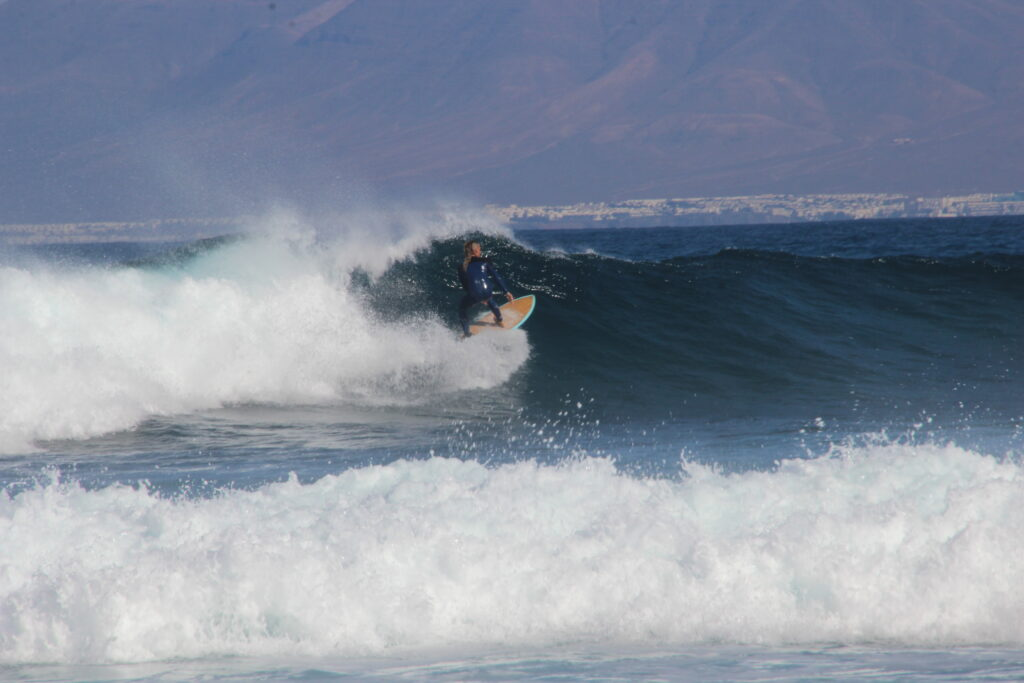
485, 260, 512, 299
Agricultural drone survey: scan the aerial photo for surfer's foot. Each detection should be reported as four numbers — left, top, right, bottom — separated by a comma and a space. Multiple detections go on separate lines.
495, 317, 504, 327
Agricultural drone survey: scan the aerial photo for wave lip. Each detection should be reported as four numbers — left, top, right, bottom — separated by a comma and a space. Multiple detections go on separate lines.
1, 443, 1021, 663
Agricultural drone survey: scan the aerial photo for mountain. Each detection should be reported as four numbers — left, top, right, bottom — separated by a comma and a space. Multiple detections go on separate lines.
1, 0, 1022, 222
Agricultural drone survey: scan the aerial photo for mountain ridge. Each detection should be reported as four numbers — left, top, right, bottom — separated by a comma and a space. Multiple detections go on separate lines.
0, 0, 1021, 221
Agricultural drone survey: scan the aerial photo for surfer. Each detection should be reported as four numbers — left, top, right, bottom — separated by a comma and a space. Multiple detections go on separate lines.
458, 240, 513, 337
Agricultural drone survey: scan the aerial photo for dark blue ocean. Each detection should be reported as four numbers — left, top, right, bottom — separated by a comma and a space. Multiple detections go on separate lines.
1, 212, 1023, 681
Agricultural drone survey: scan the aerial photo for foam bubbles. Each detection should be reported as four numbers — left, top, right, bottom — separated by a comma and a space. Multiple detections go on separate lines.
0, 208, 526, 451
0, 443, 1021, 663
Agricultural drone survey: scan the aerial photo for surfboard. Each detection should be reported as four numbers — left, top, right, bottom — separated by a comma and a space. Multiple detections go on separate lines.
468, 295, 536, 335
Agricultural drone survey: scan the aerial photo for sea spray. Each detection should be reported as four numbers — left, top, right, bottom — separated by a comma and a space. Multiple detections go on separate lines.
0, 208, 525, 452
1, 443, 1021, 663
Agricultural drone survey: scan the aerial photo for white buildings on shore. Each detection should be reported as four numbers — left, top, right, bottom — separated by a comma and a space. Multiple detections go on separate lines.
489, 192, 1024, 228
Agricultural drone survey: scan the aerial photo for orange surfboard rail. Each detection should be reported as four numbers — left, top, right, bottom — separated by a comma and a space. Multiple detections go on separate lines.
468, 295, 536, 335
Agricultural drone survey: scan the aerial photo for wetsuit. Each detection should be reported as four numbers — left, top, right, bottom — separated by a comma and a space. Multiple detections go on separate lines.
458, 256, 510, 336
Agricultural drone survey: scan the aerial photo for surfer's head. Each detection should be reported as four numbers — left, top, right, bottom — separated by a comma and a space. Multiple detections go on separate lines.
463, 240, 481, 260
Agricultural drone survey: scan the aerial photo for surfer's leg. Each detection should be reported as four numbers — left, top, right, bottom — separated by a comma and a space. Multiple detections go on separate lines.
485, 297, 503, 325
458, 294, 475, 336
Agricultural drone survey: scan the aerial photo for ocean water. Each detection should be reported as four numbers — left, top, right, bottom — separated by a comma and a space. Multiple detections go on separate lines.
1, 210, 1023, 681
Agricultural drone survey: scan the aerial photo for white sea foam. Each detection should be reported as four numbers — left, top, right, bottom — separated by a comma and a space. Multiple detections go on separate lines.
0, 443, 1021, 663
0, 207, 525, 452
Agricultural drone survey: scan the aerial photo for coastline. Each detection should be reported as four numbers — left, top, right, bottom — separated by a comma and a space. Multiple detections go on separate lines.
5, 191, 1024, 244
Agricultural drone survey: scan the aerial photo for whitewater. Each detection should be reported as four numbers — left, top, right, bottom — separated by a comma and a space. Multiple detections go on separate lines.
1, 209, 1023, 681
0, 209, 528, 452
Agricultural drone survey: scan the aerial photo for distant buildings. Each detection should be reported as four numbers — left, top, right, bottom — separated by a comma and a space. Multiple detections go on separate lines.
488, 192, 1024, 229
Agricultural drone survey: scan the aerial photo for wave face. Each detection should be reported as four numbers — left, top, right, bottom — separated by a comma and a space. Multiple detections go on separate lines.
386, 222, 1024, 428
3, 214, 1023, 451
1, 446, 1022, 663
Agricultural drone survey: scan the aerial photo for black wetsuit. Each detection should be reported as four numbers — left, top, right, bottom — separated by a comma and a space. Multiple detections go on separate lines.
458, 256, 510, 335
